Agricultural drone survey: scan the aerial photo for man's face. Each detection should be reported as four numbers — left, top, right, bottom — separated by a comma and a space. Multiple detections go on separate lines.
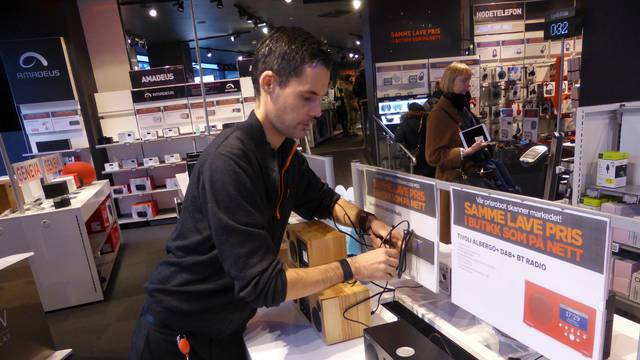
268, 64, 330, 140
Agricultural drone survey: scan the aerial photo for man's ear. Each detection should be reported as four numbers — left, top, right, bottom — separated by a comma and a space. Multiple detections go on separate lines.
259, 71, 278, 95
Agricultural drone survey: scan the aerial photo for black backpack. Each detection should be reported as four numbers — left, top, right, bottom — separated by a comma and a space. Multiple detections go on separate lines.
414, 113, 436, 178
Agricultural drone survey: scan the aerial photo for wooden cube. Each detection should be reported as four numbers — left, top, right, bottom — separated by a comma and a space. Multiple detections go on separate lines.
286, 220, 346, 268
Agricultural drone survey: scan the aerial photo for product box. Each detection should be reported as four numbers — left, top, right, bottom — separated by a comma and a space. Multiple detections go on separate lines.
613, 258, 640, 297
131, 200, 159, 220
597, 152, 628, 188
143, 157, 160, 167
62, 155, 81, 165
51, 176, 77, 193
122, 158, 138, 169
117, 131, 136, 143
104, 162, 120, 171
129, 176, 155, 193
86, 200, 111, 234
142, 130, 159, 141
165, 177, 180, 189
164, 153, 182, 163
111, 184, 129, 197
630, 271, 640, 303
162, 127, 180, 137
522, 108, 539, 142
100, 225, 121, 254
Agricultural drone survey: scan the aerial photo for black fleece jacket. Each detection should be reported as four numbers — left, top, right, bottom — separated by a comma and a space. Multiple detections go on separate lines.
143, 112, 340, 336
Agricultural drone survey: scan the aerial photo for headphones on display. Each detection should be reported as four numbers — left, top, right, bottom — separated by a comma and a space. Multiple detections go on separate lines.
418, 72, 424, 81
540, 44, 547, 54
492, 49, 498, 58
479, 108, 488, 119
512, 85, 520, 99
493, 109, 501, 119
527, 65, 536, 79
481, 67, 489, 82
497, 67, 506, 81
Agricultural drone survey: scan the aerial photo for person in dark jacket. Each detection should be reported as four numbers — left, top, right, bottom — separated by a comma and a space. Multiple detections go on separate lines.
394, 102, 425, 153
129, 27, 401, 360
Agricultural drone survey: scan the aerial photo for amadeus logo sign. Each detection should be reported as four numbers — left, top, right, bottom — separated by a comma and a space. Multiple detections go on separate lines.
130, 66, 186, 89
0, 37, 75, 104
16, 51, 61, 79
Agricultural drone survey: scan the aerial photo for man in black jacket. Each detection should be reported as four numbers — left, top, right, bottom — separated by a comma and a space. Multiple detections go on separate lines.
129, 27, 401, 360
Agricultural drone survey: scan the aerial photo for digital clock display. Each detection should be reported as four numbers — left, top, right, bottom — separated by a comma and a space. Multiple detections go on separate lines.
544, 15, 581, 40
559, 304, 588, 331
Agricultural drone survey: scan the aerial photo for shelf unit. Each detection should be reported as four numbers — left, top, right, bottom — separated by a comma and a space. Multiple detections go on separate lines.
0, 180, 123, 311
95, 78, 256, 227
22, 147, 90, 157
586, 185, 640, 204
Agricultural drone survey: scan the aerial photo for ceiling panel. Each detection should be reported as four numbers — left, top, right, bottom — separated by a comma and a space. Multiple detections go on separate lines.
119, 0, 363, 65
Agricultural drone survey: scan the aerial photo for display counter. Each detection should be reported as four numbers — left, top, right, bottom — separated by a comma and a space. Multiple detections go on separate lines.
246, 279, 639, 360
0, 180, 122, 311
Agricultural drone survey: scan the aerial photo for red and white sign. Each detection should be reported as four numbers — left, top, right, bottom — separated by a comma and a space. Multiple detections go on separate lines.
40, 154, 63, 175
12, 159, 43, 185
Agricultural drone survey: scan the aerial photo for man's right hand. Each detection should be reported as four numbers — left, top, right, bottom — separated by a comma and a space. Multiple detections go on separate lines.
347, 248, 399, 281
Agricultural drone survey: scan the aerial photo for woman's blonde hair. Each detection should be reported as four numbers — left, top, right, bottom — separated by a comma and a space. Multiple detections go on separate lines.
439, 62, 472, 93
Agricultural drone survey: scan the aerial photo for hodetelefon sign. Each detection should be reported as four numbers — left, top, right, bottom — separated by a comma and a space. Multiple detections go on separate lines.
473, 1, 525, 24
0, 37, 75, 104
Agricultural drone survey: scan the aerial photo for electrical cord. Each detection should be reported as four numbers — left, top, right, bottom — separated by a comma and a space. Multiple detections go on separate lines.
428, 333, 454, 357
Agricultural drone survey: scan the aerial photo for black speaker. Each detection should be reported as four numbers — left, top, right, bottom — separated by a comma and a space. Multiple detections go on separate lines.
42, 182, 69, 200
364, 319, 454, 360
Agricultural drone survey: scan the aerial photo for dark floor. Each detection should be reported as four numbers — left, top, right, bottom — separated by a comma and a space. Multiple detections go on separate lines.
46, 133, 369, 359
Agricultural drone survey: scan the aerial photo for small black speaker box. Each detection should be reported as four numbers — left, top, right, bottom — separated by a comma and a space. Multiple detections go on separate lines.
36, 139, 71, 152
364, 319, 454, 360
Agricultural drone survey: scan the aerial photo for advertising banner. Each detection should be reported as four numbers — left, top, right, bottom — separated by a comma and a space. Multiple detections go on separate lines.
450, 187, 610, 360
0, 37, 75, 104
131, 85, 187, 104
129, 66, 186, 89
364, 169, 438, 291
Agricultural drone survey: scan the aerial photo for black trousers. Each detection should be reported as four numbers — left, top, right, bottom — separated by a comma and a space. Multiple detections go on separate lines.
129, 315, 249, 360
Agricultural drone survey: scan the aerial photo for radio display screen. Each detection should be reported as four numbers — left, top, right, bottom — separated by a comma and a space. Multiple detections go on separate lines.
560, 305, 588, 331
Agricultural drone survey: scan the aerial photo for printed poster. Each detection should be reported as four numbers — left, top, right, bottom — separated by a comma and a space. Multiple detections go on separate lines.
450, 187, 610, 360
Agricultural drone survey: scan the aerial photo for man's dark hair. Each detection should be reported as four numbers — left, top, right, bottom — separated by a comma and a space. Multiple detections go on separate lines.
251, 26, 332, 96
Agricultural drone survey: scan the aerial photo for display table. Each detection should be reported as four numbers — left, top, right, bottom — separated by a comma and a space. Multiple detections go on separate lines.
0, 180, 122, 311
245, 280, 640, 360
0, 253, 72, 359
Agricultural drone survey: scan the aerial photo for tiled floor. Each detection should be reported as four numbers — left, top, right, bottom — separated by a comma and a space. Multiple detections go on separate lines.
45, 134, 369, 359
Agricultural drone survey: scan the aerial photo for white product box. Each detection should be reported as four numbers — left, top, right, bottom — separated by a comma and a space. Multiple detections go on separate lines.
24, 118, 54, 134
111, 185, 129, 196
129, 177, 154, 193
630, 271, 640, 303
143, 157, 160, 167
117, 131, 136, 143
122, 159, 138, 169
162, 127, 180, 137
104, 162, 120, 171
165, 177, 180, 189
523, 108, 539, 142
51, 176, 77, 193
195, 123, 219, 134
142, 130, 159, 141
597, 158, 628, 188
164, 153, 182, 163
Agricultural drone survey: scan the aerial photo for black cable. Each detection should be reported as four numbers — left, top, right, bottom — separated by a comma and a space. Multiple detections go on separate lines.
428, 333, 454, 357
331, 202, 371, 248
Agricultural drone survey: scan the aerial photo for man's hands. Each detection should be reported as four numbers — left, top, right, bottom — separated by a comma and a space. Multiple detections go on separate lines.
347, 247, 399, 281
369, 218, 403, 249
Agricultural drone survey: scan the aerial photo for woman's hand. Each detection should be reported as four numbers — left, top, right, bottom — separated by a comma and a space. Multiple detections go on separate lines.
463, 139, 488, 157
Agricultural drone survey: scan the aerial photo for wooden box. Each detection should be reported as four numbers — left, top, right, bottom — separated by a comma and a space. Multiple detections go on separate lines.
286, 220, 346, 268
0, 177, 20, 214
297, 282, 372, 345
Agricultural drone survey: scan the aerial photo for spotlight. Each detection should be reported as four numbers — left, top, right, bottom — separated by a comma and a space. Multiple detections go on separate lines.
207, 51, 212, 57
355, 40, 361, 46
352, 0, 361, 10
230, 35, 235, 42
349, 53, 354, 58
238, 56, 243, 61
149, 8, 158, 17
262, 27, 269, 35
285, 0, 292, 3
354, 54, 359, 59
216, 0, 224, 9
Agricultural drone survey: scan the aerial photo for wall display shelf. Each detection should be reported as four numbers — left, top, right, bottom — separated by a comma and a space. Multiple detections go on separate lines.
22, 147, 90, 157
102, 161, 187, 175
94, 77, 256, 227
586, 185, 640, 204
0, 180, 122, 311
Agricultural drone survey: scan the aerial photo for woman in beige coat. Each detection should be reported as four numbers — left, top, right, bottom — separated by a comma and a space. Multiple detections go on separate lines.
425, 62, 488, 243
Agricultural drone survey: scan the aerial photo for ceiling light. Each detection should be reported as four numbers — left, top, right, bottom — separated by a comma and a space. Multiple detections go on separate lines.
174, 1, 184, 13
355, 40, 361, 46
238, 56, 243, 61
207, 51, 212, 57
230, 36, 235, 42
148, 8, 157, 17
258, 23, 267, 27
216, 0, 224, 9
285, 0, 292, 3
262, 27, 269, 35
352, 0, 361, 10
349, 53, 354, 58
354, 54, 359, 59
